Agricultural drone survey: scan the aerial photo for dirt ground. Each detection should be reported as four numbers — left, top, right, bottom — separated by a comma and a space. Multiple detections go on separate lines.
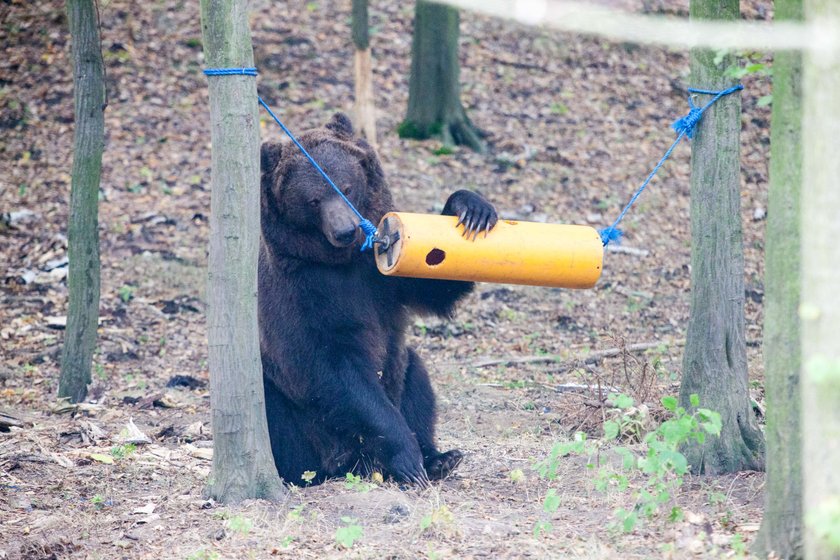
1, 0, 773, 558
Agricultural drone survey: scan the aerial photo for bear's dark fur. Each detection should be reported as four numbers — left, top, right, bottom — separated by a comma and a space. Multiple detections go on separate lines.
259, 113, 496, 485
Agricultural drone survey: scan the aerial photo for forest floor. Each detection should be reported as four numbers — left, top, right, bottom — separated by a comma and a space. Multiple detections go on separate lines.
1, 0, 774, 558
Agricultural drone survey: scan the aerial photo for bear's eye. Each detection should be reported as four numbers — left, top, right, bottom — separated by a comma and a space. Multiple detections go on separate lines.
344, 187, 352, 196
309, 199, 320, 208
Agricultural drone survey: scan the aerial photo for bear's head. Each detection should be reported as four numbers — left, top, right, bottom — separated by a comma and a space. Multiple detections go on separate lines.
260, 113, 394, 263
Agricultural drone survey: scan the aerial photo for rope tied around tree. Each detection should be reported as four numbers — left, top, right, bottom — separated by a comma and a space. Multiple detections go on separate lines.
599, 84, 744, 246
203, 67, 379, 251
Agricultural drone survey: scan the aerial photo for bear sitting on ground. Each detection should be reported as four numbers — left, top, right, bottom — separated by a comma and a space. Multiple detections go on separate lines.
259, 113, 497, 485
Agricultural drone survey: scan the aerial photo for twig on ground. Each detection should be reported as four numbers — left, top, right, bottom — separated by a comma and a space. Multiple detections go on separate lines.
472, 339, 685, 369
605, 244, 650, 257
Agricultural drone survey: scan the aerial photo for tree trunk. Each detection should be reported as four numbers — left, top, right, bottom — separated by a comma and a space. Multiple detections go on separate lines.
352, 0, 377, 146
753, 1, 803, 557
679, 0, 765, 474
400, 0, 484, 152
59, 0, 105, 404
801, 1, 840, 557
200, 0, 285, 504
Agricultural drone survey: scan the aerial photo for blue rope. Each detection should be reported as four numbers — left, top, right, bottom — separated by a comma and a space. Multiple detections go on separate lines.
203, 67, 378, 251
600, 84, 744, 246
203, 67, 258, 76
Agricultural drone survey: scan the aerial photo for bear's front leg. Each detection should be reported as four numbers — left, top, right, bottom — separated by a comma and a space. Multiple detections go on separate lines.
314, 355, 429, 485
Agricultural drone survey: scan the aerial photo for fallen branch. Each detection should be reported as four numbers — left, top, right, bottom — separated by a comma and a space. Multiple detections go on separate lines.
0, 410, 25, 431
472, 339, 685, 369
606, 245, 650, 257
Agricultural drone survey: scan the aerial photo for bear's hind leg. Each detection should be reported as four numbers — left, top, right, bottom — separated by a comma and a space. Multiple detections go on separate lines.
401, 349, 463, 480
263, 376, 324, 485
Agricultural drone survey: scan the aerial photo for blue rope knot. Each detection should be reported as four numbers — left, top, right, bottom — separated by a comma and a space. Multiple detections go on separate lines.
672, 107, 703, 139
599, 83, 744, 247
204, 66, 380, 252
358, 219, 378, 252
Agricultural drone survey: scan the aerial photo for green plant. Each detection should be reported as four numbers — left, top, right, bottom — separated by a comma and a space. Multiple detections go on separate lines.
300, 471, 317, 485
226, 515, 253, 535
550, 102, 569, 115
731, 533, 747, 557
535, 394, 722, 533
432, 145, 455, 156
608, 394, 721, 531
279, 535, 294, 547
118, 284, 136, 303
534, 431, 594, 481
419, 505, 455, 533
344, 472, 376, 492
287, 504, 305, 522
110, 443, 136, 460
335, 517, 363, 548
603, 393, 648, 442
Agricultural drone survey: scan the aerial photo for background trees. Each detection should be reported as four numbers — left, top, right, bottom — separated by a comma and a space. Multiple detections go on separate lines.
678, 0, 765, 474
801, 0, 840, 556
199, 0, 284, 503
352, 0, 377, 145
59, 0, 105, 403
399, 1, 483, 152
754, 0, 804, 557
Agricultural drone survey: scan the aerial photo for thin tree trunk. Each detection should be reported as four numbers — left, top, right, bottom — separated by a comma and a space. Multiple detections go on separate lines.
753, 1, 803, 557
679, 0, 765, 474
352, 0, 377, 146
200, 0, 285, 504
801, 0, 840, 557
400, 0, 484, 152
59, 0, 105, 404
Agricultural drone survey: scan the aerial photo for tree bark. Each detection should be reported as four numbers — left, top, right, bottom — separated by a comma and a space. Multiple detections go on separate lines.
200, 0, 285, 504
753, 1, 803, 557
59, 0, 105, 404
801, 1, 840, 557
400, 0, 484, 152
352, 0, 377, 146
679, 0, 765, 474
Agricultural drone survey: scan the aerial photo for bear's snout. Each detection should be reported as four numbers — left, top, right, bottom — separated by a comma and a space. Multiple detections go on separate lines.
321, 197, 361, 248
333, 225, 357, 246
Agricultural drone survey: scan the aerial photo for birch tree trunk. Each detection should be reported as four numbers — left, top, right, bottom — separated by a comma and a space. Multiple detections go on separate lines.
200, 0, 285, 503
352, 0, 377, 146
400, 0, 484, 152
801, 0, 840, 557
679, 0, 765, 474
59, 0, 104, 404
753, 1, 803, 556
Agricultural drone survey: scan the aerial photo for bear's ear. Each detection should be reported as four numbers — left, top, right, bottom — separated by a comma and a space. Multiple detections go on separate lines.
357, 137, 394, 217
325, 112, 355, 138
260, 142, 283, 175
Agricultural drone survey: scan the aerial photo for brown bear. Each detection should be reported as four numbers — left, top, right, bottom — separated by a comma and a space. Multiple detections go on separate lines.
259, 113, 496, 485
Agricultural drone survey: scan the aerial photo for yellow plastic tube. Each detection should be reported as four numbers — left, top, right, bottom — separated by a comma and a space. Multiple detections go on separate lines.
374, 212, 603, 289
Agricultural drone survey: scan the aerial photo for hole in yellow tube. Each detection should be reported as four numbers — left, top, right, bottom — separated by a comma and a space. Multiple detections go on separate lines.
425, 248, 446, 266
